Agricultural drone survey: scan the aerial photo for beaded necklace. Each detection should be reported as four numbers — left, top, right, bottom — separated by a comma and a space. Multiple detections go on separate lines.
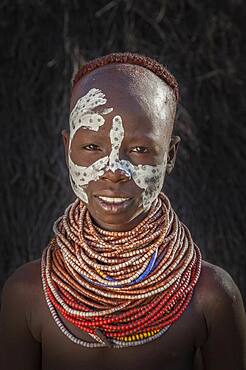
41, 192, 202, 348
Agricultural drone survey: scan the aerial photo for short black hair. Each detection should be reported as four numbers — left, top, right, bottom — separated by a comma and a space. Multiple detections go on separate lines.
72, 52, 179, 101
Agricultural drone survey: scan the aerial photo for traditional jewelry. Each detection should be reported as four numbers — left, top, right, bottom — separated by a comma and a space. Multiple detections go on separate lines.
41, 192, 202, 348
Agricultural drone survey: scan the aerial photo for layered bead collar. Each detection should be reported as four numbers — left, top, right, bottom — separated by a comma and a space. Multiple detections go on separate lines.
41, 192, 202, 348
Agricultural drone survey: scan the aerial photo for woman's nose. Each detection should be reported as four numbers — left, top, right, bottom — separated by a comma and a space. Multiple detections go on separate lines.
100, 168, 130, 183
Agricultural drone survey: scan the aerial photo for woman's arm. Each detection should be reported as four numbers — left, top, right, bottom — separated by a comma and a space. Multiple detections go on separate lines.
0, 266, 42, 370
201, 265, 246, 369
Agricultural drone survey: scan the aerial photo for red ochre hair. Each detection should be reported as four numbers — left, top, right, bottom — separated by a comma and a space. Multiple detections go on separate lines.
72, 52, 179, 101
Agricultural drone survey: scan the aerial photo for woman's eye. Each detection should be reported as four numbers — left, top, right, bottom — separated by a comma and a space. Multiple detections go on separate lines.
82, 144, 100, 151
131, 146, 149, 153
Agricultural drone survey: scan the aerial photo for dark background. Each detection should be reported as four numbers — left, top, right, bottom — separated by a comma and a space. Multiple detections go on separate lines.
0, 0, 245, 303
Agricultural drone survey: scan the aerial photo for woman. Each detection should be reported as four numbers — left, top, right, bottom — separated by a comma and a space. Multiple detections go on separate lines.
1, 52, 245, 370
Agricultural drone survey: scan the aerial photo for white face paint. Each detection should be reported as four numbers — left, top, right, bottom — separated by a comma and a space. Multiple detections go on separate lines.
69, 88, 113, 144
106, 115, 167, 211
69, 88, 170, 211
68, 88, 113, 202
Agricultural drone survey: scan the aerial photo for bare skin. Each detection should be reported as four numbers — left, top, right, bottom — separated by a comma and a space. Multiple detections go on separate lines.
1, 258, 245, 370
1, 64, 246, 370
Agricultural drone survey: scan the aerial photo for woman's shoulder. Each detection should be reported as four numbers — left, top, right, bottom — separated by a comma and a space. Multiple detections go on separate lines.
1, 257, 42, 307
200, 259, 240, 298
196, 259, 244, 322
5, 257, 41, 283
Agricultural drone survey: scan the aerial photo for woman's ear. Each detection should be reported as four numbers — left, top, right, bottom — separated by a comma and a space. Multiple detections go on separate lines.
166, 135, 181, 175
61, 129, 70, 168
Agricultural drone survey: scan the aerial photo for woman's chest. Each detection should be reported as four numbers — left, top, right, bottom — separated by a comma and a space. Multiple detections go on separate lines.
31, 271, 206, 370
41, 328, 195, 370
38, 300, 204, 370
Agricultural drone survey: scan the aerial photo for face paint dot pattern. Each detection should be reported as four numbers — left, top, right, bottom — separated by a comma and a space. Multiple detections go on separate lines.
103, 115, 167, 211
69, 155, 109, 203
69, 88, 113, 147
68, 88, 114, 203
68, 90, 169, 211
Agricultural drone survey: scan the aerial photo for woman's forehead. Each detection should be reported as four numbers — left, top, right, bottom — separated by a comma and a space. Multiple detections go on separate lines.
71, 64, 176, 112
70, 64, 176, 136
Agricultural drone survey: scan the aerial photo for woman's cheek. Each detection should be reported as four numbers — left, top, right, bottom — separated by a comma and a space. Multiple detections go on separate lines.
131, 153, 167, 211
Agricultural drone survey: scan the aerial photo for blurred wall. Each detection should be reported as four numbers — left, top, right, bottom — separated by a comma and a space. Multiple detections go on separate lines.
0, 0, 245, 302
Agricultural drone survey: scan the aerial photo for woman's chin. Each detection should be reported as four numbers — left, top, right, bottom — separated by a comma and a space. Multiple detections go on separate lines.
88, 201, 147, 232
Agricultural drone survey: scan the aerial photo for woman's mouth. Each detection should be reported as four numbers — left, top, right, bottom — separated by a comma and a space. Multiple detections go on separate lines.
94, 195, 133, 213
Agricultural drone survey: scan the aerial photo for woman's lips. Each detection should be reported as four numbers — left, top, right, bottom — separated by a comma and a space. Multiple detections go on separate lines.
94, 195, 133, 213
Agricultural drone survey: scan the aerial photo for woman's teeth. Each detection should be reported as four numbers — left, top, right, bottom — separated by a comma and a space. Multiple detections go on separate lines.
97, 196, 130, 203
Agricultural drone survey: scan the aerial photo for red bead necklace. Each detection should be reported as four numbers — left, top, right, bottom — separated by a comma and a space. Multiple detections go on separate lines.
41, 192, 202, 348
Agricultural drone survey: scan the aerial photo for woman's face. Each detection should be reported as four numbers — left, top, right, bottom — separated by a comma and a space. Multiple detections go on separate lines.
63, 64, 177, 231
